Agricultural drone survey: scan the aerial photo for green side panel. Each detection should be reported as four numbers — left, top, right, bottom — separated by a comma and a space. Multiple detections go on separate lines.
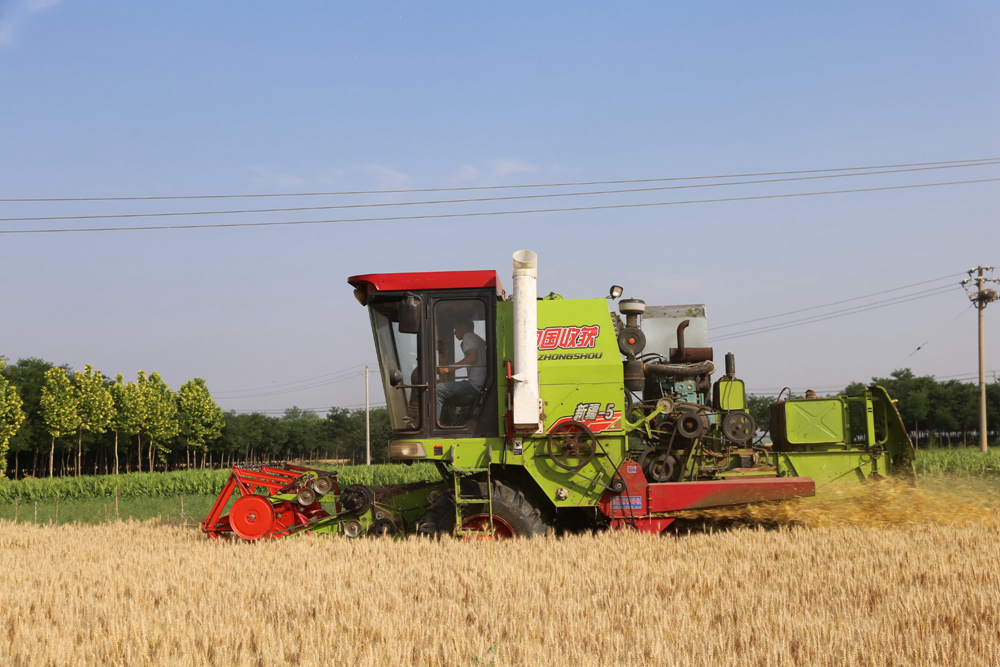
535, 298, 622, 386
522, 435, 627, 508
715, 379, 746, 411
784, 399, 845, 444
777, 451, 876, 488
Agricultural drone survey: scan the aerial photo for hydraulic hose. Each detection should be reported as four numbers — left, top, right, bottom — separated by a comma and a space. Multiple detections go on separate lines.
643, 360, 716, 377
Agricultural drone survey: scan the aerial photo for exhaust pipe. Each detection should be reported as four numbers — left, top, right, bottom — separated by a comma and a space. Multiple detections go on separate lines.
512, 249, 542, 432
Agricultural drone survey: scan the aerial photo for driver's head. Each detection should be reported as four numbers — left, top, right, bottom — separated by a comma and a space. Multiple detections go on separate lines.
454, 318, 474, 340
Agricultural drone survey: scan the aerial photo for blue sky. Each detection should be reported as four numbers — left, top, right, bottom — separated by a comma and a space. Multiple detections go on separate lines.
1, 1, 997, 413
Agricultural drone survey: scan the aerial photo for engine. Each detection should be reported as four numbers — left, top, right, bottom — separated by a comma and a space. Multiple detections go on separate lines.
613, 299, 768, 484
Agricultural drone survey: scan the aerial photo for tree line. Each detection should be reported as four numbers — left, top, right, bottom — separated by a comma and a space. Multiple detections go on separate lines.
4, 357, 997, 480
746, 368, 1000, 448
0, 357, 392, 479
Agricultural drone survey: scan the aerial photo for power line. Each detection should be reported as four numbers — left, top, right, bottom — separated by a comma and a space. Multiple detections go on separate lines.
230, 402, 387, 415
215, 373, 366, 399
893, 304, 973, 368
748, 370, 1000, 395
713, 285, 961, 342
714, 273, 964, 330
750, 384, 852, 393
5, 162, 998, 223
932, 370, 1000, 381
2, 176, 998, 235
3, 157, 996, 202
213, 364, 369, 395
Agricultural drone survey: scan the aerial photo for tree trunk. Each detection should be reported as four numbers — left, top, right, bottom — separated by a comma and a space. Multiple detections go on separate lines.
114, 431, 120, 475
77, 429, 83, 476
32, 445, 38, 478
137, 434, 143, 473
148, 440, 155, 472
49, 436, 55, 478
186, 443, 190, 471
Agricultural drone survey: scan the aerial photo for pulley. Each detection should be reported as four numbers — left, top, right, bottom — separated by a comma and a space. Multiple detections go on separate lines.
229, 494, 276, 541
340, 484, 375, 515
676, 409, 709, 440
342, 519, 363, 538
638, 447, 680, 483
296, 487, 317, 506
372, 518, 398, 537
546, 420, 598, 471
313, 475, 335, 495
721, 411, 756, 444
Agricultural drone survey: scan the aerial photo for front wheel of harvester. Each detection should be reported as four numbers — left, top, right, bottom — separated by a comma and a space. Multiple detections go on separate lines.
415, 479, 550, 539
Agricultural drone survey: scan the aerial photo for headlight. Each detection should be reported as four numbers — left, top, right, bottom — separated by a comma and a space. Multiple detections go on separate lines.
388, 442, 427, 458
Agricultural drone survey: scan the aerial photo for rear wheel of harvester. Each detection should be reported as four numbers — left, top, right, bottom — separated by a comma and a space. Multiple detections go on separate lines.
416, 479, 549, 539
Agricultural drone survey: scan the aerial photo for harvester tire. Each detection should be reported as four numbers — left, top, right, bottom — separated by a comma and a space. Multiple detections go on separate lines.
416, 479, 550, 539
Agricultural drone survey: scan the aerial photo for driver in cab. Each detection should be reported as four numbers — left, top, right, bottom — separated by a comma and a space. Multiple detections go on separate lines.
437, 317, 486, 424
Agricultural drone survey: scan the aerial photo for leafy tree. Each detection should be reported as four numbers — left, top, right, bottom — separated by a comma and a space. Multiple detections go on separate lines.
143, 372, 179, 470
132, 371, 152, 472
40, 367, 80, 477
73, 364, 115, 476
0, 359, 26, 479
109, 374, 142, 475
1, 357, 61, 477
177, 378, 224, 469
745, 394, 776, 433
283, 406, 320, 421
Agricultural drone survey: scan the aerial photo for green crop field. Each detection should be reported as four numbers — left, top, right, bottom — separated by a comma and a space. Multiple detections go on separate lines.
0, 494, 217, 525
0, 462, 444, 525
0, 450, 997, 526
913, 448, 1000, 475
0, 462, 442, 503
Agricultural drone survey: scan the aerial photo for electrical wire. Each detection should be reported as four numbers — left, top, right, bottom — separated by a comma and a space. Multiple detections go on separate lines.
893, 304, 973, 368
231, 402, 387, 415
215, 373, 366, 399
5, 161, 998, 223
2, 177, 998, 235
712, 285, 961, 341
713, 273, 964, 329
931, 370, 1000, 381
3, 157, 996, 203
749, 370, 1000, 396
213, 364, 369, 395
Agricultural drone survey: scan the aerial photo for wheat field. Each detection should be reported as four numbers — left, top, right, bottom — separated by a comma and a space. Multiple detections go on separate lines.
3, 506, 999, 667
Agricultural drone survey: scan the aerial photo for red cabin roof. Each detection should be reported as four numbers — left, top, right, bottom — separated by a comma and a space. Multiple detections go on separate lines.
348, 270, 505, 297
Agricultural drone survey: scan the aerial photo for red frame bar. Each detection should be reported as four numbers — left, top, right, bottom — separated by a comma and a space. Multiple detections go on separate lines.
598, 459, 815, 525
646, 477, 815, 512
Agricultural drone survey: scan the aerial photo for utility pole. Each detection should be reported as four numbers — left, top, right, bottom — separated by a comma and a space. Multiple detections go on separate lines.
962, 266, 999, 452
363, 364, 371, 465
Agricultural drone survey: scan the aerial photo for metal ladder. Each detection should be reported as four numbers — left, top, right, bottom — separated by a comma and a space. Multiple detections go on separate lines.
453, 466, 494, 538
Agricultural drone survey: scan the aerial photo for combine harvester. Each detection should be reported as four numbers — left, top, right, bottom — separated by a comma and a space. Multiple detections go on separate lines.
202, 250, 914, 540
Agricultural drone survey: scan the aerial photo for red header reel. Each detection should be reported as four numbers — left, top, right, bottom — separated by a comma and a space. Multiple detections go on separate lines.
201, 464, 338, 541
